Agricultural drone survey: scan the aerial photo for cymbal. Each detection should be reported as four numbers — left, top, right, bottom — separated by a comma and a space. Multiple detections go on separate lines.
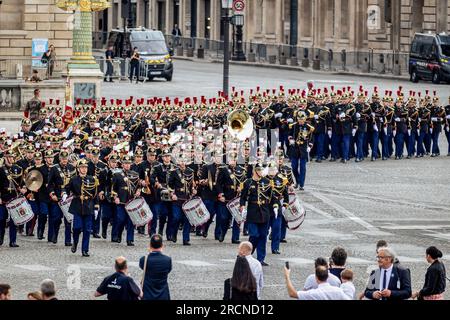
25, 170, 43, 192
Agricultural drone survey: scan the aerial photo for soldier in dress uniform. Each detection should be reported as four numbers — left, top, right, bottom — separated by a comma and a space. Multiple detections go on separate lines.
139, 148, 158, 236
88, 147, 107, 238
151, 149, 173, 239
288, 109, 315, 191
0, 149, 25, 247
406, 93, 419, 159
429, 93, 445, 157
266, 161, 289, 255
48, 149, 75, 246
216, 151, 244, 244
64, 159, 99, 257
111, 155, 140, 246
393, 92, 408, 160
168, 154, 195, 245
417, 95, 431, 158
353, 89, 371, 162
40, 150, 55, 242
99, 152, 120, 240
444, 96, 450, 156
239, 163, 272, 266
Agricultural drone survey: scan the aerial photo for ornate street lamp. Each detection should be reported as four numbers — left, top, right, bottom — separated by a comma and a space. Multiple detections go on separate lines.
232, 14, 246, 61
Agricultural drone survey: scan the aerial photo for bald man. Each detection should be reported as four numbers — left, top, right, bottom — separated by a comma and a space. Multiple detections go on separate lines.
238, 241, 264, 298
95, 257, 142, 300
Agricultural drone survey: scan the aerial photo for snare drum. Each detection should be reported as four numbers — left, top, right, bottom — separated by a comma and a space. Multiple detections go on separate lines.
282, 192, 306, 231
6, 197, 34, 226
125, 197, 153, 226
59, 196, 74, 223
226, 197, 247, 225
182, 197, 211, 227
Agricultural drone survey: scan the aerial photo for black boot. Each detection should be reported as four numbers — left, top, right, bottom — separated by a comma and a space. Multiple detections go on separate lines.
82, 251, 90, 257
0, 230, 4, 246
127, 241, 135, 246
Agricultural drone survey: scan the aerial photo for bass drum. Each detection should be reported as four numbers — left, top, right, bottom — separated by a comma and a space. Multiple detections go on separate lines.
125, 197, 153, 226
182, 197, 211, 227
282, 192, 306, 231
6, 197, 34, 226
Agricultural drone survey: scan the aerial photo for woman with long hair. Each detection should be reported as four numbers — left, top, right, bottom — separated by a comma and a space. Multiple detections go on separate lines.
223, 256, 258, 300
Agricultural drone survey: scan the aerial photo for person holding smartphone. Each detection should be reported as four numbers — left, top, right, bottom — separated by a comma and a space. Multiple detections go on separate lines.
130, 47, 140, 84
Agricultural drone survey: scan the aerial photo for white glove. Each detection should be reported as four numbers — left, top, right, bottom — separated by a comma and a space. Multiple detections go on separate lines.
418, 118, 422, 122
430, 128, 433, 134
395, 117, 401, 122
289, 138, 295, 146
314, 115, 319, 120
274, 207, 279, 219
380, 118, 384, 123
287, 118, 293, 123
373, 124, 379, 132
352, 129, 357, 137
431, 117, 437, 122
446, 126, 449, 132
446, 115, 450, 120
327, 130, 332, 139
94, 210, 99, 220
307, 147, 311, 153
356, 112, 361, 119
62, 194, 68, 202
371, 112, 375, 117
275, 113, 283, 119
383, 127, 388, 135
408, 129, 411, 136
339, 112, 345, 118
393, 130, 397, 137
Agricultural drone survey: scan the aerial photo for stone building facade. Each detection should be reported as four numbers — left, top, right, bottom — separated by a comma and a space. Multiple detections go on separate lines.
0, 0, 73, 59
92, 0, 449, 53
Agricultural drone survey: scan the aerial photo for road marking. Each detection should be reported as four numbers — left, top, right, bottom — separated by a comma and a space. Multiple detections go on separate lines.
176, 260, 217, 267
311, 192, 385, 233
381, 225, 450, 230
219, 259, 236, 263
127, 261, 140, 268
72, 263, 111, 270
309, 186, 449, 212
303, 230, 357, 240
396, 256, 425, 263
14, 264, 56, 271
346, 257, 372, 264
282, 258, 314, 265
302, 202, 334, 219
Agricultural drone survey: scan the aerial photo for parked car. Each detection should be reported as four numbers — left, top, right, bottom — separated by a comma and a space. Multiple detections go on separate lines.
409, 32, 450, 84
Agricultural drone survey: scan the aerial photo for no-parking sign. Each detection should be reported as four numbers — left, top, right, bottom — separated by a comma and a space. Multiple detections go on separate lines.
233, 0, 245, 12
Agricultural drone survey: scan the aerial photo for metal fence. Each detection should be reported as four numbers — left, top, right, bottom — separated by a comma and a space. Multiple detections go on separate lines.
0, 58, 69, 80
164, 35, 410, 76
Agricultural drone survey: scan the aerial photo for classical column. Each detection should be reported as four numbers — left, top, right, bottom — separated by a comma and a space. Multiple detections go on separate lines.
71, 10, 96, 65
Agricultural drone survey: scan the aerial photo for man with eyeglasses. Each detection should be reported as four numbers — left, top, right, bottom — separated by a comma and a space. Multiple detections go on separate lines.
363, 247, 411, 300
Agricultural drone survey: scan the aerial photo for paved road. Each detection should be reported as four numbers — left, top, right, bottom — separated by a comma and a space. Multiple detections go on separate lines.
1, 60, 450, 300
1, 142, 449, 300
1, 59, 449, 133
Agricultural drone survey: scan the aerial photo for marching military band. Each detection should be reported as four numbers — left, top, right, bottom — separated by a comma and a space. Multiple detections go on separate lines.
0, 85, 449, 263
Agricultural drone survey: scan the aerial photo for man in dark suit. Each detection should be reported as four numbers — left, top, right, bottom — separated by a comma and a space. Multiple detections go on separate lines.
364, 247, 412, 300
139, 234, 172, 300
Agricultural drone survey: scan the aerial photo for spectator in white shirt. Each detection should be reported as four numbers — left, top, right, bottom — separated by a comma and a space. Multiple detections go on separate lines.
238, 241, 264, 299
285, 266, 350, 300
303, 257, 341, 290
340, 269, 356, 300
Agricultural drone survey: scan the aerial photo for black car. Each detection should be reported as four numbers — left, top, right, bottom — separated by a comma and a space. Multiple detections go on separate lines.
409, 32, 450, 84
108, 28, 174, 81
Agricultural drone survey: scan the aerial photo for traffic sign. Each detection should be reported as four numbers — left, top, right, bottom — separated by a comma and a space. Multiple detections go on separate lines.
233, 0, 245, 12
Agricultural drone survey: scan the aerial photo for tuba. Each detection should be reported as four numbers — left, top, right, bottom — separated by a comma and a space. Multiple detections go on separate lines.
227, 109, 254, 141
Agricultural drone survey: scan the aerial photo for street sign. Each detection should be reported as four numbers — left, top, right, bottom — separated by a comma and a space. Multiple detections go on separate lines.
233, 0, 245, 12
